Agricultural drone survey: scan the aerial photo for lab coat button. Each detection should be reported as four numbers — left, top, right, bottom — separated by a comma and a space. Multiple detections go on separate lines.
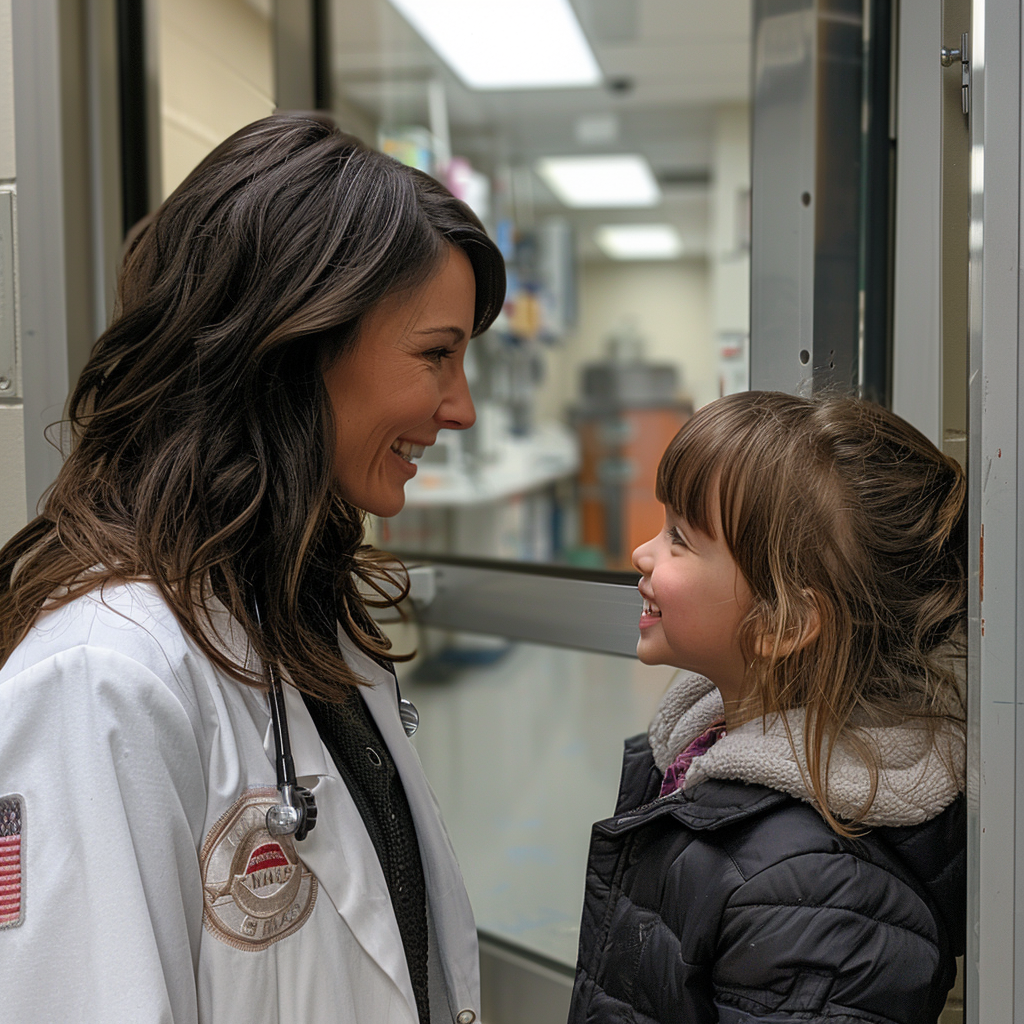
456, 1012, 476, 1024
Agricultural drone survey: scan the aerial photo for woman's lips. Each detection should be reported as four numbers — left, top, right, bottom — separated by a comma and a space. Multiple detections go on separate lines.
390, 439, 427, 462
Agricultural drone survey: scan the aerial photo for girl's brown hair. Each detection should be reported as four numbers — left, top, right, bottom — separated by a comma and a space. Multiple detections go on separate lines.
0, 113, 505, 700
656, 391, 967, 835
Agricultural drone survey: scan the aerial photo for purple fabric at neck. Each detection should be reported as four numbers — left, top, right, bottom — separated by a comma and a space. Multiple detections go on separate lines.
660, 719, 727, 797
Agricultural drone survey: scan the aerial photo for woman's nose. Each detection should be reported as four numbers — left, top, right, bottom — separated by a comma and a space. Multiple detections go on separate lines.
437, 364, 476, 430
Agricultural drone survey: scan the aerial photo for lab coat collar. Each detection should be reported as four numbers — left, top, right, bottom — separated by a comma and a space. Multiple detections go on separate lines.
200, 597, 331, 782
260, 672, 330, 779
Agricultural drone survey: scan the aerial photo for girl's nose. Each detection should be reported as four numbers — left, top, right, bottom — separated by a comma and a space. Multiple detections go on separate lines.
632, 537, 655, 574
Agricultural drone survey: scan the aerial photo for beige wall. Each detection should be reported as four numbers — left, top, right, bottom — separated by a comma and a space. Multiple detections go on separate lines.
0, 405, 26, 543
1, 0, 275, 549
0, 0, 13, 181
537, 258, 715, 423
0, 0, 27, 547
159, 0, 274, 199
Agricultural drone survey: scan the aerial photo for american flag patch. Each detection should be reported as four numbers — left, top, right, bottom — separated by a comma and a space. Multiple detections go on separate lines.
0, 795, 24, 929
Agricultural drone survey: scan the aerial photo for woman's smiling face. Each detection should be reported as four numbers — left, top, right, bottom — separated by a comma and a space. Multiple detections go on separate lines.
323, 246, 477, 517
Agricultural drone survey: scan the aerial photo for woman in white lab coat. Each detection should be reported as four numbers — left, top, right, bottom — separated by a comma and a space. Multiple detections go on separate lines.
0, 113, 504, 1024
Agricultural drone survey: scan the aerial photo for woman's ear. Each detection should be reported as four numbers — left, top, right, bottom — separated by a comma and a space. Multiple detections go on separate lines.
754, 590, 822, 658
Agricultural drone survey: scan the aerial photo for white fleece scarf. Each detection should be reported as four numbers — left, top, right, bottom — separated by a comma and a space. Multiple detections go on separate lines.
648, 672, 965, 827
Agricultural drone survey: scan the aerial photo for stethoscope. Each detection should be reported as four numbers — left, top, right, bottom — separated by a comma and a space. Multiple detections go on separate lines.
257, 599, 420, 841
264, 654, 318, 841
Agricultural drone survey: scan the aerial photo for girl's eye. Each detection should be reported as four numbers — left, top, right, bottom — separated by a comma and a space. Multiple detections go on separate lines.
668, 527, 688, 548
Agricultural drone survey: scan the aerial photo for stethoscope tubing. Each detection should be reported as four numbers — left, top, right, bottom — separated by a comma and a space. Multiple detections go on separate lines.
254, 601, 418, 839
254, 596, 317, 840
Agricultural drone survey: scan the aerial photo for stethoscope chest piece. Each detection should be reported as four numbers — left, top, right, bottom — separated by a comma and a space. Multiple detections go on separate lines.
266, 783, 318, 840
399, 697, 420, 737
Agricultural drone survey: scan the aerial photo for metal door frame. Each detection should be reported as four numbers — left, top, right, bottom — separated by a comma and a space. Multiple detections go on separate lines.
965, 0, 1022, 1019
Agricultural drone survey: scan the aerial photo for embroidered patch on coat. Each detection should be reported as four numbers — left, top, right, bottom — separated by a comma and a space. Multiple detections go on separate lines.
0, 795, 24, 929
200, 787, 317, 951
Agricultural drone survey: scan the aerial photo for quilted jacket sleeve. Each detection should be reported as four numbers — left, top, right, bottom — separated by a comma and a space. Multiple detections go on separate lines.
712, 848, 946, 1023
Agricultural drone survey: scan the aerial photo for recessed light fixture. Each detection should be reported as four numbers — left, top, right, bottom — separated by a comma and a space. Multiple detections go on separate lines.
535, 155, 661, 208
595, 224, 684, 260
387, 0, 601, 90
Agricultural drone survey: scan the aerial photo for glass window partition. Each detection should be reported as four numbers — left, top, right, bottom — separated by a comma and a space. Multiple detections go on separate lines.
326, 0, 754, 981
396, 626, 676, 965
328, 0, 754, 572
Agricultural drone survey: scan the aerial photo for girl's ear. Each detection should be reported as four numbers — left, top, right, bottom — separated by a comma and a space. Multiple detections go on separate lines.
754, 590, 822, 659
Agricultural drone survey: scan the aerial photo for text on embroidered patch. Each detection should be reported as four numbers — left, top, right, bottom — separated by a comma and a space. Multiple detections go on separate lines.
200, 787, 317, 951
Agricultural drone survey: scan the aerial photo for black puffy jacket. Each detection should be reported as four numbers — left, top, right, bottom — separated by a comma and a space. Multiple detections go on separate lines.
569, 734, 965, 1024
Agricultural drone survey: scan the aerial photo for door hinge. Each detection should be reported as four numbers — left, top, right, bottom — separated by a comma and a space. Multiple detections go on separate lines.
941, 31, 970, 117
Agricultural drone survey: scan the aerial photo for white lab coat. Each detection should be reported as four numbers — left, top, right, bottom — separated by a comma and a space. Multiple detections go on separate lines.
0, 581, 480, 1024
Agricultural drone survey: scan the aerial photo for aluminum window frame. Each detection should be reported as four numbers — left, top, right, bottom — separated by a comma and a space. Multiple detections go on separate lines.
392, 554, 642, 658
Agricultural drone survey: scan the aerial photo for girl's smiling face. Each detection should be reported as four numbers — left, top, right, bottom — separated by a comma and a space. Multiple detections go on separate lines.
322, 246, 477, 517
632, 501, 753, 703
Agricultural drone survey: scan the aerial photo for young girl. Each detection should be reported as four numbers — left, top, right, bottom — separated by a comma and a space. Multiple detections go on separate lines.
570, 391, 966, 1024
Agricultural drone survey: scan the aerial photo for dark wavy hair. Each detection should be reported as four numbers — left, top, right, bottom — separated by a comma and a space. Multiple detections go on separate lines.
657, 391, 967, 835
0, 113, 505, 699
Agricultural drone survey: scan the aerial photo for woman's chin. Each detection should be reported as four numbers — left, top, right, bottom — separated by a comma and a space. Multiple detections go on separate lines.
358, 489, 407, 519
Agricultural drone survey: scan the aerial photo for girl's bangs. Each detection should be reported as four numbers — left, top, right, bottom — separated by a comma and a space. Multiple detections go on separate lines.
655, 405, 754, 540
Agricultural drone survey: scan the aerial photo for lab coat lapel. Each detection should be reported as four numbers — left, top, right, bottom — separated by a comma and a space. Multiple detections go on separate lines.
261, 675, 418, 1020
343, 637, 481, 1016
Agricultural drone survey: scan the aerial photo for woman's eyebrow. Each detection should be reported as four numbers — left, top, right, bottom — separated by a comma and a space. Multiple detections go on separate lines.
413, 326, 466, 340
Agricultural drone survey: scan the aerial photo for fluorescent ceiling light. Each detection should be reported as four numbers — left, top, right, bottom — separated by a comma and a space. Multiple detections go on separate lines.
388, 0, 601, 90
596, 224, 684, 260
536, 155, 661, 208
